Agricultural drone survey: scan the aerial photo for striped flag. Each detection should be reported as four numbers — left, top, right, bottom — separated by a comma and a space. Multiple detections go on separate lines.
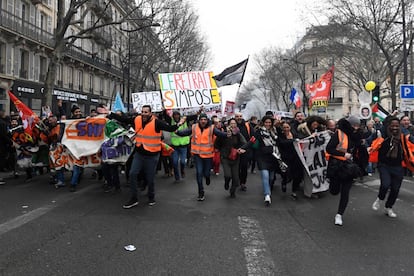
371, 103, 389, 121
289, 88, 301, 108
213, 58, 248, 87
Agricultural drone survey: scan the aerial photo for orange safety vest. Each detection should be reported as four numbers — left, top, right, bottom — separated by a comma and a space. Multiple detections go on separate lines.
134, 115, 162, 152
245, 122, 251, 136
191, 124, 215, 158
326, 129, 348, 161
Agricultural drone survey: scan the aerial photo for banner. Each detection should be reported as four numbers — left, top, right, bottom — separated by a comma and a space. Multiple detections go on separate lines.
101, 136, 134, 164
8, 91, 39, 135
60, 117, 107, 159
131, 91, 163, 113
306, 66, 334, 109
159, 71, 221, 109
294, 131, 331, 195
224, 101, 235, 116
49, 144, 101, 170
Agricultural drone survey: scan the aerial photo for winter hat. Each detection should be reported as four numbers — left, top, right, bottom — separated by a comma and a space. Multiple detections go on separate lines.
347, 115, 361, 127
198, 113, 208, 120
172, 111, 181, 116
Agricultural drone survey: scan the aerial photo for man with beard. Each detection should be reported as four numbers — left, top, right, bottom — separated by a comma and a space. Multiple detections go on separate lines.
290, 111, 305, 138
234, 112, 255, 191
121, 105, 185, 208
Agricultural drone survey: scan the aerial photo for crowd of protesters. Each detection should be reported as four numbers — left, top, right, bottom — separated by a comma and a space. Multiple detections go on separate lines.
2, 103, 414, 227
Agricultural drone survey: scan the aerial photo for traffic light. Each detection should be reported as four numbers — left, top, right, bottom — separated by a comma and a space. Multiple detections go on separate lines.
372, 85, 380, 103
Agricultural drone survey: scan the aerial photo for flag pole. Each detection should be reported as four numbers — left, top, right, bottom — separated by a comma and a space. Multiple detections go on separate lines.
235, 55, 249, 98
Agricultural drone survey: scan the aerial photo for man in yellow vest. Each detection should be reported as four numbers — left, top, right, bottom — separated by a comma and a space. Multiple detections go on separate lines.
176, 113, 227, 201
163, 110, 199, 182
122, 105, 186, 208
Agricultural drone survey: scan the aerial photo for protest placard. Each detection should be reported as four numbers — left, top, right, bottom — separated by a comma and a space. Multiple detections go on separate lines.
131, 91, 163, 112
159, 71, 221, 109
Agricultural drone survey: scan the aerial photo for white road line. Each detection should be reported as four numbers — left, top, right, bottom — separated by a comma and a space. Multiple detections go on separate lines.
0, 185, 95, 237
0, 206, 53, 236
238, 216, 277, 275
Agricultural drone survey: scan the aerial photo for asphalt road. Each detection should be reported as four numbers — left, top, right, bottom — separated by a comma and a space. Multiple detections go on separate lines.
1, 167, 414, 276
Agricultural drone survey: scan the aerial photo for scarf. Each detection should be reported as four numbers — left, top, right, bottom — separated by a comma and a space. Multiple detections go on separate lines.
386, 135, 401, 159
260, 127, 281, 158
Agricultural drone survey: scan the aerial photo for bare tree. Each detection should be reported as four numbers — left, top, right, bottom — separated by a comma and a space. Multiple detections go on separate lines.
324, 0, 414, 110
42, 0, 165, 107
154, 0, 212, 72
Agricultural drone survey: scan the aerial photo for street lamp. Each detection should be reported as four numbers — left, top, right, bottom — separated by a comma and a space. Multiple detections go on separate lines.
121, 22, 161, 112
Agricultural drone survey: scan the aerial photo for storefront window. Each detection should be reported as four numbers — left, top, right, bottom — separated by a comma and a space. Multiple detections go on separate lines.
32, 98, 42, 115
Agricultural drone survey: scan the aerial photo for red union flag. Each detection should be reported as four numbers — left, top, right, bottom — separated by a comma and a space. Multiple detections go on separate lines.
7, 91, 39, 135
306, 66, 334, 109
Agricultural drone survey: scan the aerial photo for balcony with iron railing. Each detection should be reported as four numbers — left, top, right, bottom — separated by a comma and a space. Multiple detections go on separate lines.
65, 45, 123, 78
0, 8, 54, 47
86, 21, 113, 47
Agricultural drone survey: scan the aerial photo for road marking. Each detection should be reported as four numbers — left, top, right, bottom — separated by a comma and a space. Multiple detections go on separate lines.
0, 206, 52, 236
0, 185, 95, 237
238, 216, 277, 275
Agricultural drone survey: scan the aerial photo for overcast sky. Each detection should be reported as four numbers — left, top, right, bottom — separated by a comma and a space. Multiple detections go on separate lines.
190, 0, 322, 102
191, 0, 320, 75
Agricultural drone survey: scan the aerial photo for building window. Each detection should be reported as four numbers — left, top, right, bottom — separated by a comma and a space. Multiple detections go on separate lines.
20, 49, 29, 79
348, 90, 352, 102
0, 43, 5, 74
78, 70, 83, 91
68, 67, 73, 89
312, 57, 318, 68
39, 56, 47, 82
89, 73, 93, 93
55, 64, 63, 86
312, 73, 318, 83
100, 77, 104, 96
312, 41, 318, 47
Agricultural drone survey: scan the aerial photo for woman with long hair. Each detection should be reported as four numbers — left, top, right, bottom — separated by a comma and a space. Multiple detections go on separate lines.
214, 118, 247, 198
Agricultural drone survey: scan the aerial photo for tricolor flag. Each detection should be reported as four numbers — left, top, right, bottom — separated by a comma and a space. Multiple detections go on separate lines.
213, 58, 248, 87
371, 103, 389, 121
290, 88, 301, 108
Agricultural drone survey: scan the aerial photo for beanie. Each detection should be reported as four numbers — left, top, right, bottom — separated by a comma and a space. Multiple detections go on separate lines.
347, 115, 361, 127
198, 113, 208, 120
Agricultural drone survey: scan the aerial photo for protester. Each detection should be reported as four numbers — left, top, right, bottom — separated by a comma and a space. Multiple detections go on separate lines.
326, 119, 337, 134
163, 109, 199, 182
297, 115, 326, 138
0, 110, 11, 185
234, 112, 255, 191
109, 105, 184, 208
326, 115, 364, 226
278, 122, 304, 200
69, 105, 83, 192
290, 111, 305, 137
370, 116, 414, 218
243, 115, 286, 206
249, 116, 258, 174
214, 118, 247, 198
176, 113, 227, 201
211, 115, 222, 176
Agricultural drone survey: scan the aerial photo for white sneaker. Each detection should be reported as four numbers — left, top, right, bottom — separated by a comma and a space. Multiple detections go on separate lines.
334, 214, 343, 226
264, 194, 271, 206
372, 198, 381, 211
368, 173, 373, 176
385, 208, 397, 218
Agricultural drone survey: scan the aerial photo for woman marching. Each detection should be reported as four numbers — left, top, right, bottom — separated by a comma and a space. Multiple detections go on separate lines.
326, 116, 365, 226
371, 116, 414, 218
214, 118, 247, 198
243, 115, 287, 206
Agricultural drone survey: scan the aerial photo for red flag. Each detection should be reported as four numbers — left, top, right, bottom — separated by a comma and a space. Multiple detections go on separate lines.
306, 66, 334, 109
8, 91, 39, 135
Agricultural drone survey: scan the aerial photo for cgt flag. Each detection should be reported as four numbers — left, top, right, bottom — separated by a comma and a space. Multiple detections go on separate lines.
7, 91, 39, 135
306, 66, 334, 109
213, 58, 248, 87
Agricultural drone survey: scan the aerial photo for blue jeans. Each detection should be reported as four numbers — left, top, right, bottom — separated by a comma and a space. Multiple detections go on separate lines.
172, 146, 187, 180
378, 164, 404, 208
129, 151, 160, 200
56, 169, 64, 183
193, 154, 212, 194
260, 169, 275, 196
71, 165, 81, 186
